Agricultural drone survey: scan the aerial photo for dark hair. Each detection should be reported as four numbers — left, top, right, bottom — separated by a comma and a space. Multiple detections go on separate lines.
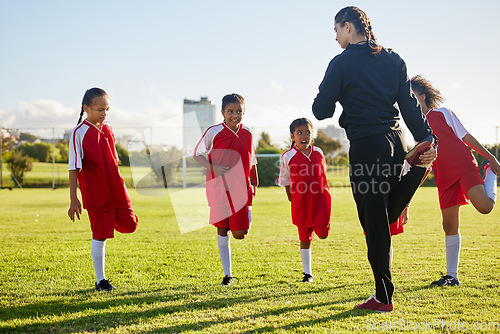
78, 87, 108, 124
410, 75, 444, 110
334, 6, 382, 56
221, 93, 245, 111
289, 118, 313, 148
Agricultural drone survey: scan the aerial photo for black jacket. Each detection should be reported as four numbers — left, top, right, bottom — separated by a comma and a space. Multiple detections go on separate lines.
312, 42, 432, 142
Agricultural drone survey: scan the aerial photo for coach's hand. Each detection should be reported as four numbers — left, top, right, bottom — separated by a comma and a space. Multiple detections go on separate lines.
68, 199, 82, 222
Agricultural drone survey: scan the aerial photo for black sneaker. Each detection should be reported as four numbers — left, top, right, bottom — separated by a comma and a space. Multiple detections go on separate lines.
221, 275, 239, 286
431, 274, 461, 287
95, 279, 116, 291
302, 273, 313, 283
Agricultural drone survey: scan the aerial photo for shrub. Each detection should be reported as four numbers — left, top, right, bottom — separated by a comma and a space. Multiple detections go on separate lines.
6, 152, 32, 185
256, 156, 280, 187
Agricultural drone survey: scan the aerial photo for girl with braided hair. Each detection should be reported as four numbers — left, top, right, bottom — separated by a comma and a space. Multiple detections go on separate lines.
68, 88, 138, 291
312, 6, 437, 312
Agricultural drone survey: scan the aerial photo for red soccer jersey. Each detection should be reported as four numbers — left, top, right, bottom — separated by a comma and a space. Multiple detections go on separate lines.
69, 120, 131, 212
426, 108, 478, 190
278, 146, 331, 228
193, 123, 257, 208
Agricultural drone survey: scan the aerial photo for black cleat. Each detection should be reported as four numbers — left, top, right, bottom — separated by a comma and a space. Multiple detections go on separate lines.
221, 275, 239, 286
431, 273, 461, 287
302, 273, 313, 283
95, 279, 116, 291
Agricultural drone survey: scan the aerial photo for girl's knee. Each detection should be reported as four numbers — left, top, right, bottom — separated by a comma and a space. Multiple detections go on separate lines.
232, 230, 248, 239
476, 201, 494, 214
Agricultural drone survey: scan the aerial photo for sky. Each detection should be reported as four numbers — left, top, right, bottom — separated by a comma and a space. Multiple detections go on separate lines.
1, 0, 500, 149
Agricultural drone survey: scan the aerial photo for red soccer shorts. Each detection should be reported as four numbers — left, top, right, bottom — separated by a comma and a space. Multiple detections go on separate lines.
88, 206, 138, 239
438, 169, 484, 210
297, 223, 331, 243
211, 206, 251, 231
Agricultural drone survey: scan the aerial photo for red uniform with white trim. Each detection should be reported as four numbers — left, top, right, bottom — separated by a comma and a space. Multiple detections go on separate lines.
193, 123, 256, 227
69, 120, 137, 238
278, 146, 331, 230
426, 108, 483, 209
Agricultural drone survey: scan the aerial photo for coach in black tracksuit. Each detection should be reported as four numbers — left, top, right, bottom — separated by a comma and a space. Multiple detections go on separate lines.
312, 7, 435, 309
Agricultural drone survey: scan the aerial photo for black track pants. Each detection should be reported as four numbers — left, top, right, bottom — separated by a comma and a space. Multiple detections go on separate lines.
349, 131, 426, 304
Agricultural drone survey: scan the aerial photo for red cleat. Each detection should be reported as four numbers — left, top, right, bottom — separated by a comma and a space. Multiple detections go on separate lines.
355, 294, 394, 312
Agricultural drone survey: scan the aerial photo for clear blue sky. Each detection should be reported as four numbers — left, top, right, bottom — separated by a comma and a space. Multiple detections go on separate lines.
1, 0, 499, 146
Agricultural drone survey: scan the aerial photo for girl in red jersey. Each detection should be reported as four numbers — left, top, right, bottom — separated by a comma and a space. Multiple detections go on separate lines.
278, 118, 331, 283
411, 75, 499, 287
193, 93, 258, 286
68, 88, 138, 291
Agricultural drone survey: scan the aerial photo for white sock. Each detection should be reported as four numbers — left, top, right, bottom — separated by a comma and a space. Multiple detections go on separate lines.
217, 235, 232, 277
484, 166, 497, 203
446, 234, 461, 278
301, 249, 312, 275
91, 239, 106, 282
248, 206, 252, 230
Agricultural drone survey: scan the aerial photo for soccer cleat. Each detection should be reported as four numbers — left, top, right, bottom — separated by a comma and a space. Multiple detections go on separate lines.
431, 274, 461, 287
302, 273, 313, 283
355, 294, 394, 312
95, 279, 116, 291
405, 140, 433, 167
221, 275, 239, 286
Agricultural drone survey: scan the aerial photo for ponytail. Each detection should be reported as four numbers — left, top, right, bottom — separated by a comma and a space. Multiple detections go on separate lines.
410, 75, 445, 109
334, 6, 382, 56
77, 106, 85, 125
78, 87, 108, 125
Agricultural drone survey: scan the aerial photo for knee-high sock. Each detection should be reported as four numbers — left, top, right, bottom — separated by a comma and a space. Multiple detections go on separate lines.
484, 166, 497, 203
446, 234, 461, 278
217, 235, 232, 277
91, 239, 106, 282
301, 249, 312, 275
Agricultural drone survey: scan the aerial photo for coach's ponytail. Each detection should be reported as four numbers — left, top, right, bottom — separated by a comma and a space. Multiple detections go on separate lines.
335, 6, 382, 56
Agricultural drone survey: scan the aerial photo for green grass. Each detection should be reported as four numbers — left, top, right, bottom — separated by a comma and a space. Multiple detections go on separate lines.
0, 187, 499, 333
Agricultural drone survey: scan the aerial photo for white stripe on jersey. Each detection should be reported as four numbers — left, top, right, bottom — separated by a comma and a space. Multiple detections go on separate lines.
68, 122, 90, 171
433, 107, 469, 140
278, 148, 297, 186
192, 124, 225, 157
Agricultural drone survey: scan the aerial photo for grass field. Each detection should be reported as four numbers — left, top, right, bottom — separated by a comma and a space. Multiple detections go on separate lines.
0, 186, 499, 333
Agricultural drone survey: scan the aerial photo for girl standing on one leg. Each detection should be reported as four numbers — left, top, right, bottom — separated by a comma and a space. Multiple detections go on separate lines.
68, 88, 139, 291
193, 93, 258, 285
411, 75, 499, 286
312, 6, 437, 312
278, 118, 331, 283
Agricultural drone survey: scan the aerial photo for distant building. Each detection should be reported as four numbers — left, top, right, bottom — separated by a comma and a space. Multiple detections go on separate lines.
183, 97, 216, 154
318, 125, 349, 153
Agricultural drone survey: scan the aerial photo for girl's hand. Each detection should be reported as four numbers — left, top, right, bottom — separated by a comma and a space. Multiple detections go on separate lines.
68, 199, 82, 222
211, 165, 229, 177
420, 147, 437, 165
400, 207, 409, 225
